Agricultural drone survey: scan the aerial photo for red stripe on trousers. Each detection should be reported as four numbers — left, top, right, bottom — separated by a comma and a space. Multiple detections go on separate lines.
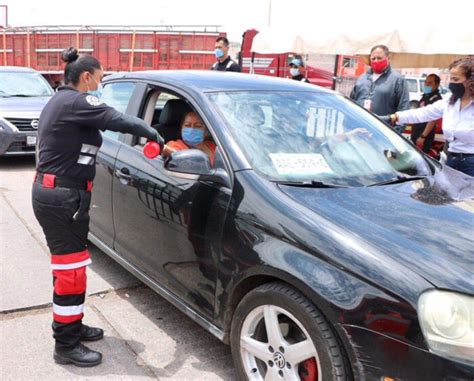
51, 249, 90, 265
53, 312, 84, 324
53, 266, 87, 295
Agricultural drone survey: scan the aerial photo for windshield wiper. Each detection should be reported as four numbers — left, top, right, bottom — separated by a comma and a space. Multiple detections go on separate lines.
4, 94, 37, 97
276, 180, 348, 188
367, 175, 427, 187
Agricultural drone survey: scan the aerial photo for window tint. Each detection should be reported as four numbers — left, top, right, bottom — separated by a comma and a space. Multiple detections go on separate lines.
101, 82, 136, 140
209, 91, 432, 186
101, 82, 136, 112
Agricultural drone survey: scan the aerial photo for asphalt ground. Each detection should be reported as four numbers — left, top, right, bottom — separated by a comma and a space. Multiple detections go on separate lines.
0, 156, 236, 380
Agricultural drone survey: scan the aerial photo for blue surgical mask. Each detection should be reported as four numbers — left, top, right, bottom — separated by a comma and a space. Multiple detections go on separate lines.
87, 83, 103, 99
182, 127, 205, 147
215, 48, 224, 58
423, 85, 433, 94
87, 75, 104, 98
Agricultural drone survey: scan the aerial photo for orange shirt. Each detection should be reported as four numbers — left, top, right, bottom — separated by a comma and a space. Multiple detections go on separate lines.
167, 139, 216, 164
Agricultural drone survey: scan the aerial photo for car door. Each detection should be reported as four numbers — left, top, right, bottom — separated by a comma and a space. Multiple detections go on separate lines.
89, 81, 138, 247
112, 86, 233, 318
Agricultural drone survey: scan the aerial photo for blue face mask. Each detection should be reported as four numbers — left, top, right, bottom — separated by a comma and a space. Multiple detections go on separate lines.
215, 48, 224, 58
87, 83, 103, 99
87, 75, 104, 98
423, 85, 433, 94
182, 127, 205, 147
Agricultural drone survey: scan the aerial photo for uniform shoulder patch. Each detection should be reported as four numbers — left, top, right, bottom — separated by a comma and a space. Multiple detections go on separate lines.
85, 95, 104, 106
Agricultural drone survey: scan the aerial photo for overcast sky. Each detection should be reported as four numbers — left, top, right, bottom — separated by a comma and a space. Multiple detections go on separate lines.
3, 0, 469, 43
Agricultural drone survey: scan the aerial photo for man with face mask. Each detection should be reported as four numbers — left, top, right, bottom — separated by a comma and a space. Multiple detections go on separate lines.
289, 58, 309, 83
350, 45, 409, 131
210, 36, 241, 72
410, 74, 443, 153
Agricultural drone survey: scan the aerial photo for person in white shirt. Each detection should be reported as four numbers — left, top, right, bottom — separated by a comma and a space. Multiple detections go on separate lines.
383, 58, 474, 176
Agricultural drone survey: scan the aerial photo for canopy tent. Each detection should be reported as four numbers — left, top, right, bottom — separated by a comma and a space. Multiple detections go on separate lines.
252, 25, 473, 68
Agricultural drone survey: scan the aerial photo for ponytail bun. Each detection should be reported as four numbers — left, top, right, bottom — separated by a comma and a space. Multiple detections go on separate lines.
61, 47, 79, 63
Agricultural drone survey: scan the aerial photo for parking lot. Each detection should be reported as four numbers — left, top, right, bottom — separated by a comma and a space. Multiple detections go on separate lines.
0, 156, 236, 380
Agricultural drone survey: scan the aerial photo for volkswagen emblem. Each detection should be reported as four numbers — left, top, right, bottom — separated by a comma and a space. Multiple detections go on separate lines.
31, 120, 39, 129
273, 352, 286, 369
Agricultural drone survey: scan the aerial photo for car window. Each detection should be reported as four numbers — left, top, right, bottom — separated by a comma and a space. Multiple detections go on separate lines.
419, 79, 425, 90
406, 79, 418, 93
0, 72, 53, 97
101, 82, 136, 140
208, 91, 433, 187
156, 92, 178, 109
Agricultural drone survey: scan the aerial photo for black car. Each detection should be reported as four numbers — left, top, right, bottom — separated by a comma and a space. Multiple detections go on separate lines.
89, 71, 474, 380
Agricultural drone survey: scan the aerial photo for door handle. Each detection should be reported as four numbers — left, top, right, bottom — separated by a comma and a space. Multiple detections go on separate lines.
116, 167, 132, 183
119, 167, 130, 176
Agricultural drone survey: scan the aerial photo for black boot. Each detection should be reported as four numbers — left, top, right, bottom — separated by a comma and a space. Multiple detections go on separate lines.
54, 343, 102, 367
80, 324, 104, 341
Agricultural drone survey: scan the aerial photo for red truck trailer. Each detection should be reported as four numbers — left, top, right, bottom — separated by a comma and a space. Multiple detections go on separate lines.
0, 25, 225, 84
240, 29, 366, 89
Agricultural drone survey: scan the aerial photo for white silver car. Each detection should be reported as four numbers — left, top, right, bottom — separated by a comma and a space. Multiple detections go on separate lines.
0, 66, 53, 156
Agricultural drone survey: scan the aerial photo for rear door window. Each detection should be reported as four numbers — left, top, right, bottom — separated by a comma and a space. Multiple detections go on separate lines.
101, 82, 136, 139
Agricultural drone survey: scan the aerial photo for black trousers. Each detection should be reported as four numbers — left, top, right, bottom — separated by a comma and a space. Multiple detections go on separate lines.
411, 124, 435, 153
32, 182, 92, 349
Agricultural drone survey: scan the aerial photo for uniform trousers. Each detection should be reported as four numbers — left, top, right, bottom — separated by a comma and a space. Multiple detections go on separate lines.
32, 181, 92, 349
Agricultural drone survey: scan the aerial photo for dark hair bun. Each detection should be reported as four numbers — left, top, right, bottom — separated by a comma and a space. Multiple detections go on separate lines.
61, 47, 79, 63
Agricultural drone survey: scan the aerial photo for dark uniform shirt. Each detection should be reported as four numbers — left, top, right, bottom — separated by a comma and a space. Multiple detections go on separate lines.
291, 74, 310, 83
410, 90, 443, 151
37, 86, 156, 181
211, 56, 241, 72
350, 66, 409, 116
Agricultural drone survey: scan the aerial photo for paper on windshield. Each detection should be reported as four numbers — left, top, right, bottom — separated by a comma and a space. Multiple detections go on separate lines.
269, 153, 332, 176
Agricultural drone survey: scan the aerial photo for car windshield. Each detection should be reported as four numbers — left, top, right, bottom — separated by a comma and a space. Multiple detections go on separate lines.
0, 72, 53, 97
208, 91, 434, 187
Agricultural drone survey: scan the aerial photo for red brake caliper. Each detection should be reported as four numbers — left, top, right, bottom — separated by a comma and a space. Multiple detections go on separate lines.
299, 358, 318, 381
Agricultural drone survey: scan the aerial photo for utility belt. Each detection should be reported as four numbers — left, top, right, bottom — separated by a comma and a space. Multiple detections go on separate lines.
448, 152, 474, 159
34, 172, 93, 192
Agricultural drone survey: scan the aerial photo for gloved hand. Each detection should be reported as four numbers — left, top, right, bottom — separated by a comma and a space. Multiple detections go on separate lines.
147, 128, 165, 151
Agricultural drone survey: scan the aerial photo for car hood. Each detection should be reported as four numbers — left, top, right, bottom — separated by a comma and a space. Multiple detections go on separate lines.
0, 96, 51, 117
279, 167, 474, 294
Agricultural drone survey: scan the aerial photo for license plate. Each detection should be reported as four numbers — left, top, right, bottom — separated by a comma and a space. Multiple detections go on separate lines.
26, 136, 37, 146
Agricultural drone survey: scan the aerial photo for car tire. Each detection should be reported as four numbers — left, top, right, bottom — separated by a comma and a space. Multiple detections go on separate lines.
231, 282, 350, 381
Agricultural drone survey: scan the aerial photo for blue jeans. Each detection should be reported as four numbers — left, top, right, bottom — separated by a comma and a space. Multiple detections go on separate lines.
446, 153, 474, 176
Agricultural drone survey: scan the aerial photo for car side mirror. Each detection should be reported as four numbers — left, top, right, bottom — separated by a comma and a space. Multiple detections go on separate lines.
165, 149, 231, 188
166, 149, 212, 174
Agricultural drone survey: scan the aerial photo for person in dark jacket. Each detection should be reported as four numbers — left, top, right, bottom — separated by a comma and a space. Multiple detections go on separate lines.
210, 36, 241, 72
32, 47, 162, 367
410, 74, 443, 153
350, 45, 409, 132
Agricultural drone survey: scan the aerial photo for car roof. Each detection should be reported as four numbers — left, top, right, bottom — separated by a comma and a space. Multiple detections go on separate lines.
104, 70, 332, 93
0, 66, 40, 73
